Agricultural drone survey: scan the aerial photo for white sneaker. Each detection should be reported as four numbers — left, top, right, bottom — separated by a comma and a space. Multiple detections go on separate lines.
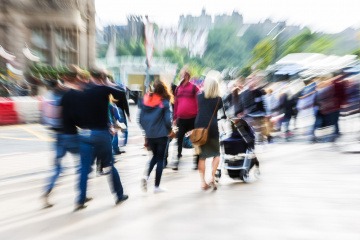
154, 186, 167, 194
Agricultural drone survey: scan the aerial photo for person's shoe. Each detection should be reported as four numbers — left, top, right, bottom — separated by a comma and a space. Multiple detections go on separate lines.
172, 157, 180, 171
115, 195, 129, 205
154, 187, 167, 194
201, 183, 211, 191
141, 178, 148, 192
172, 162, 179, 171
85, 197, 93, 203
210, 181, 218, 191
101, 170, 111, 176
267, 135, 273, 143
42, 193, 53, 209
74, 203, 87, 212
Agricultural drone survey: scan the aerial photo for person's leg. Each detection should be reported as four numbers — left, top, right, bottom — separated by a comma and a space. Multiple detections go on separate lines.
283, 117, 291, 139
211, 156, 220, 182
311, 111, 323, 141
198, 157, 209, 190
293, 111, 298, 129
333, 110, 340, 135
45, 133, 66, 195
154, 137, 167, 187
77, 134, 93, 208
123, 123, 128, 146
147, 138, 158, 177
260, 117, 269, 139
183, 118, 197, 168
210, 156, 220, 190
176, 119, 186, 159
112, 132, 120, 154
264, 117, 273, 142
163, 138, 171, 168
93, 131, 126, 202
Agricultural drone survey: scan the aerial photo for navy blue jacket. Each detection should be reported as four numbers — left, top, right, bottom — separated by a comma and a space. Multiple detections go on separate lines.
139, 93, 172, 138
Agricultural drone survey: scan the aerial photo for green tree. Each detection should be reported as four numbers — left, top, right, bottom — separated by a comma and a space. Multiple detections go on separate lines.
163, 48, 185, 66
116, 43, 131, 56
249, 38, 276, 69
97, 44, 108, 58
279, 28, 314, 58
304, 35, 336, 54
203, 26, 246, 70
353, 48, 360, 58
132, 42, 145, 56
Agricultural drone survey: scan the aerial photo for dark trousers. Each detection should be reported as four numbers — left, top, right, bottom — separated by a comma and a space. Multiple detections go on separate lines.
147, 137, 168, 187
311, 110, 339, 136
176, 118, 195, 158
331, 110, 340, 134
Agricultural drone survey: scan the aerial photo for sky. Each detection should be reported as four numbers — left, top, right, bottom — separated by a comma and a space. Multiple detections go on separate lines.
95, 0, 360, 33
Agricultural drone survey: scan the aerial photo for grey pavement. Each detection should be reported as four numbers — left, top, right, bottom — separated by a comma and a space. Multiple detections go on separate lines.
0, 106, 360, 239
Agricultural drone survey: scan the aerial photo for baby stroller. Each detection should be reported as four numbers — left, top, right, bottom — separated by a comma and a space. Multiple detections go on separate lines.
216, 118, 260, 183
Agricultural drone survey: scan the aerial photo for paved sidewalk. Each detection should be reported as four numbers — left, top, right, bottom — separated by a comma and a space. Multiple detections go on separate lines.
1, 140, 360, 240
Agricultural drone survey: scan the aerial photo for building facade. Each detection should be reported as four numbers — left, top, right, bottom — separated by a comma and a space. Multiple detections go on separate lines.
0, 0, 96, 69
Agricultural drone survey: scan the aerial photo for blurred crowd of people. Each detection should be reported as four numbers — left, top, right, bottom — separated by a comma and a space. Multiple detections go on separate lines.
223, 71, 359, 143
39, 63, 360, 211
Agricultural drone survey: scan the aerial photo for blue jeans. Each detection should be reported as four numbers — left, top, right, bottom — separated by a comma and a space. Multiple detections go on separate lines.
45, 133, 79, 194
280, 116, 291, 133
122, 128, 128, 146
118, 109, 128, 145
112, 132, 120, 153
147, 137, 168, 187
78, 130, 124, 204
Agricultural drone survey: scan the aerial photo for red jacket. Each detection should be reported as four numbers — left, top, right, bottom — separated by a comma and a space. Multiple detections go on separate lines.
174, 81, 199, 120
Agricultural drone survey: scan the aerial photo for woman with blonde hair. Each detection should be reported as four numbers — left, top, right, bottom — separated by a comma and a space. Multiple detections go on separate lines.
194, 70, 224, 190
139, 79, 173, 193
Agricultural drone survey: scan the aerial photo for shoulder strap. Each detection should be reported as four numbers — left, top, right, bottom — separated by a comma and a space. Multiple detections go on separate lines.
192, 84, 197, 96
207, 98, 220, 130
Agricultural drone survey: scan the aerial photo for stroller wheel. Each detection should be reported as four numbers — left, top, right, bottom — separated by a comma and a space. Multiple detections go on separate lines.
254, 167, 260, 179
239, 169, 249, 182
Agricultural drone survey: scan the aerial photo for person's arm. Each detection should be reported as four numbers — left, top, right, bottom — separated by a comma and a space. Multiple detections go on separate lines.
163, 100, 172, 131
138, 102, 144, 129
112, 104, 121, 121
108, 86, 130, 119
173, 93, 178, 125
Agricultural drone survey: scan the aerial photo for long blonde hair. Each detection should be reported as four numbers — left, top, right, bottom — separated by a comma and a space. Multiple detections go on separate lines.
203, 70, 221, 98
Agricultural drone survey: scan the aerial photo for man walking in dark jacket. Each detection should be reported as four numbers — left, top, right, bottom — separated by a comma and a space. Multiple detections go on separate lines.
73, 68, 129, 211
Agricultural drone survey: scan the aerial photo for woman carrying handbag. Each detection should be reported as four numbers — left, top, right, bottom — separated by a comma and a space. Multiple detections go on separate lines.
194, 70, 223, 190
